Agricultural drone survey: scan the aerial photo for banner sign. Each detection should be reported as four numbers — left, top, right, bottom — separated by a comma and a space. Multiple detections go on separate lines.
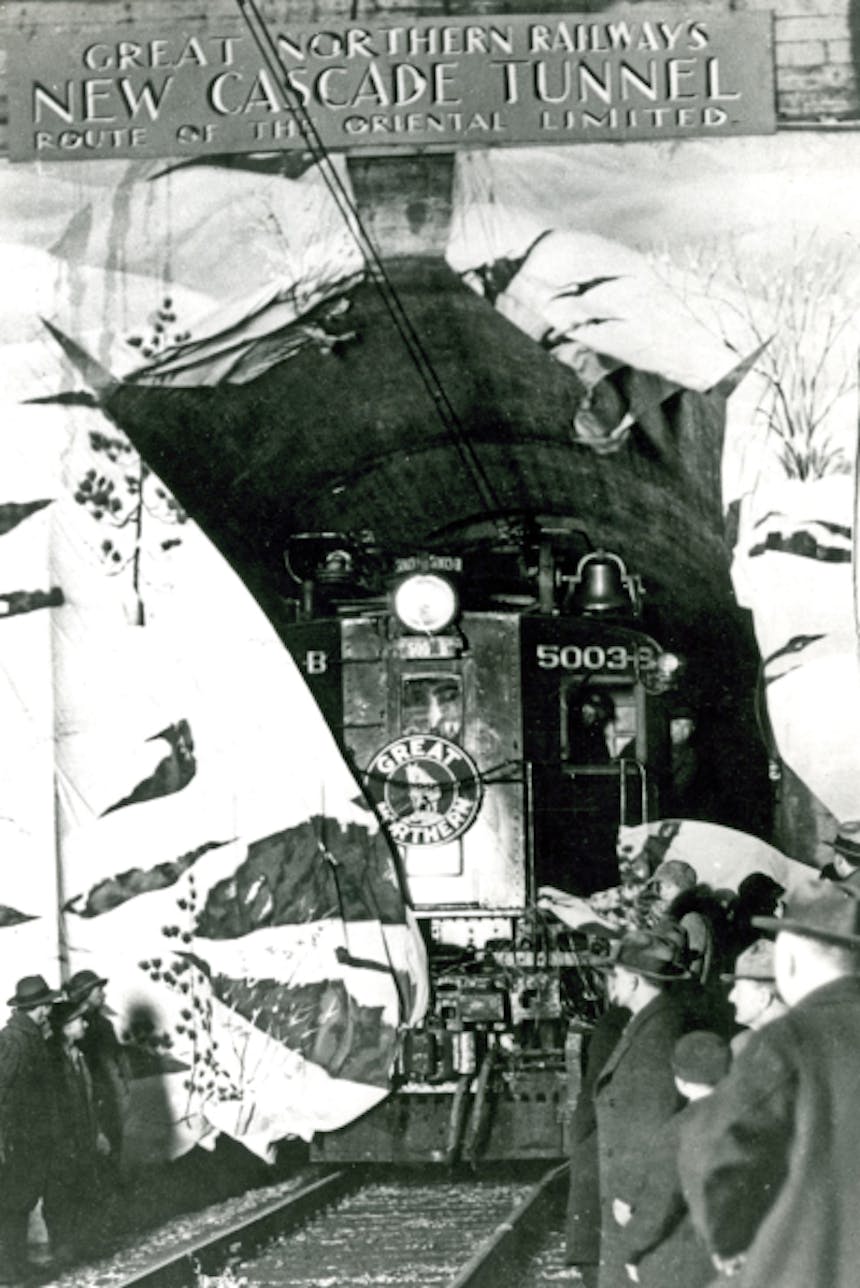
6, 11, 776, 161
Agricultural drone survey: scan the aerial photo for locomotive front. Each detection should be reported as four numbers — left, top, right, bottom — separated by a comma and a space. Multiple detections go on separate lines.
282, 525, 679, 1163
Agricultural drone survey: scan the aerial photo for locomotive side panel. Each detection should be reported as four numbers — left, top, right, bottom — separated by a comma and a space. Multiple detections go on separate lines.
341, 616, 388, 764
521, 616, 669, 895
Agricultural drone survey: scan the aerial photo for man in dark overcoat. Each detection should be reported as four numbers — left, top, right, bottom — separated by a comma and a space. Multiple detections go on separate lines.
565, 1003, 630, 1287
593, 929, 689, 1288
679, 879, 860, 1288
44, 996, 110, 1263
0, 975, 61, 1283
620, 1030, 730, 1288
68, 969, 129, 1165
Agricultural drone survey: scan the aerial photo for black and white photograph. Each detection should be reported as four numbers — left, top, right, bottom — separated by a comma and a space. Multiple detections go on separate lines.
0, 2, 859, 1285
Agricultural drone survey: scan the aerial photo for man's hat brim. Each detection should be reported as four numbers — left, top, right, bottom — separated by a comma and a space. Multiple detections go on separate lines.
7, 987, 62, 1008
588, 956, 691, 982
67, 974, 108, 1001
752, 912, 860, 949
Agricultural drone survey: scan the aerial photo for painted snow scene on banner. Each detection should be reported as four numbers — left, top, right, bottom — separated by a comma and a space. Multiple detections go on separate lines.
2, 131, 860, 1161
0, 157, 427, 1164
446, 138, 860, 858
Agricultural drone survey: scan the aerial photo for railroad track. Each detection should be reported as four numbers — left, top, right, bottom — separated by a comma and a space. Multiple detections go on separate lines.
110, 1163, 574, 1288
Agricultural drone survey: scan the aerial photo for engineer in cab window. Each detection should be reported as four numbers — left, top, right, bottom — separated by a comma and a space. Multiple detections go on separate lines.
402, 676, 463, 742
567, 686, 615, 763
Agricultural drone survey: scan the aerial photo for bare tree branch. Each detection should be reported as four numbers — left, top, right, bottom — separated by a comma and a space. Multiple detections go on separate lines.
651, 233, 859, 480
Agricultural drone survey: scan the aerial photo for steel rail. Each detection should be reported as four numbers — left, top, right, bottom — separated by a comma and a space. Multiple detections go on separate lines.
103, 1163, 566, 1288
109, 1168, 358, 1288
446, 1162, 569, 1288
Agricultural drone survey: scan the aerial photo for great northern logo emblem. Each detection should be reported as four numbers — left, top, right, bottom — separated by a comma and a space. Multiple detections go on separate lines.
365, 735, 483, 847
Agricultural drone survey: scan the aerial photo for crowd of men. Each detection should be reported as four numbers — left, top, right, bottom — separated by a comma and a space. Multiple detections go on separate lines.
567, 823, 860, 1288
3, 833, 860, 1288
0, 969, 127, 1284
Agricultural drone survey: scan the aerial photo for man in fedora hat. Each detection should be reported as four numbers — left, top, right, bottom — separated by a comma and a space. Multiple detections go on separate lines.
67, 969, 129, 1168
0, 975, 61, 1283
44, 996, 111, 1265
820, 821, 860, 886
592, 928, 691, 1288
681, 879, 860, 1288
722, 938, 787, 1055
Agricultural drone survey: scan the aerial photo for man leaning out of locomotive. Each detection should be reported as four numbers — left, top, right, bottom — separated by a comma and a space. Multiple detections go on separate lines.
648, 860, 716, 983
621, 1030, 731, 1288
722, 938, 787, 1057
591, 928, 690, 1288
586, 843, 662, 934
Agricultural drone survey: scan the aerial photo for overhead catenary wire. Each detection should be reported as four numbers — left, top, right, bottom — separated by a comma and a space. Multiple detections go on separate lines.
235, 0, 503, 519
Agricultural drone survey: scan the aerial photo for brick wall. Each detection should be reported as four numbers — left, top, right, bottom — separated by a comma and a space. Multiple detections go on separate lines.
737, 0, 859, 120
2, 0, 859, 143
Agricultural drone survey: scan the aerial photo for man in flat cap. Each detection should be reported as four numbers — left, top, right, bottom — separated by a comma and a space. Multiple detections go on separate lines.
650, 859, 697, 908
680, 879, 860, 1288
722, 939, 787, 1055
592, 928, 691, 1288
0, 975, 61, 1283
664, 704, 705, 818
622, 1031, 730, 1288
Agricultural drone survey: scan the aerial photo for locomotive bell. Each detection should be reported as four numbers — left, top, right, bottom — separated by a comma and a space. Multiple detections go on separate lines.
565, 551, 637, 616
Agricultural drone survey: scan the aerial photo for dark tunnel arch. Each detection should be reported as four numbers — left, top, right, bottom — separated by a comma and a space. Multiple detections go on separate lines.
106, 252, 773, 838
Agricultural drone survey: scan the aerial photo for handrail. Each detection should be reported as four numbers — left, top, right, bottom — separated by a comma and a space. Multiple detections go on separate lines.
560, 758, 649, 822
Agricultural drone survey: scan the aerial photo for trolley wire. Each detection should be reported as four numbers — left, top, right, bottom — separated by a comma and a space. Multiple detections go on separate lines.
235, 0, 503, 520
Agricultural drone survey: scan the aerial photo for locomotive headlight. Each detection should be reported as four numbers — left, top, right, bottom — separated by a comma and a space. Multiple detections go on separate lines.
393, 573, 459, 633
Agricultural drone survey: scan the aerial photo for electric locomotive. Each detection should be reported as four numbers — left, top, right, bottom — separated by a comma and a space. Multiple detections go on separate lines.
281, 519, 680, 1163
